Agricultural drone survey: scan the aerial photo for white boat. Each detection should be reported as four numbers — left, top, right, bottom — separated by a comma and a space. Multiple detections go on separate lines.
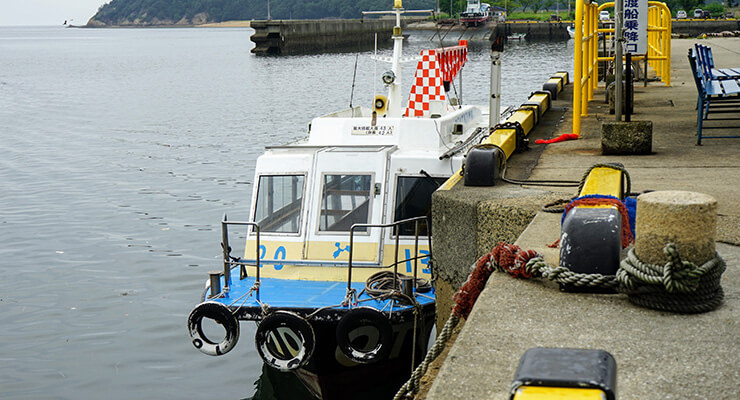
186, 1, 495, 398
567, 25, 576, 39
460, 0, 491, 26
508, 32, 527, 40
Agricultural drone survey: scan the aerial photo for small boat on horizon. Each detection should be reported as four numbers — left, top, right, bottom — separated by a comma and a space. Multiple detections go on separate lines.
186, 1, 497, 398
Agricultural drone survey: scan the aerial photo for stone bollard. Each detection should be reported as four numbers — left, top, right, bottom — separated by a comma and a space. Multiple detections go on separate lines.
635, 191, 717, 265
601, 120, 653, 155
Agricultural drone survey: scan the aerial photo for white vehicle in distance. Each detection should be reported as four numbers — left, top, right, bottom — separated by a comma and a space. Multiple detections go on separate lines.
676, 10, 687, 19
599, 11, 611, 21
693, 9, 703, 18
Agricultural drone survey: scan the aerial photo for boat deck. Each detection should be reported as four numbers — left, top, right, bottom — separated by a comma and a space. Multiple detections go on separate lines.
205, 275, 435, 322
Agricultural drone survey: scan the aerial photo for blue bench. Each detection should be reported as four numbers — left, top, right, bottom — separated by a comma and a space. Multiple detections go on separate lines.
695, 44, 740, 81
687, 48, 740, 145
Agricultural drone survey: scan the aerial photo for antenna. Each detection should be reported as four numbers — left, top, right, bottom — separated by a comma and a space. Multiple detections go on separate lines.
349, 54, 359, 109
374, 33, 378, 100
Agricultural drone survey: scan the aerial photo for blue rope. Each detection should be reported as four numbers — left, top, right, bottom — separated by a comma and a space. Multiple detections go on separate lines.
624, 196, 637, 237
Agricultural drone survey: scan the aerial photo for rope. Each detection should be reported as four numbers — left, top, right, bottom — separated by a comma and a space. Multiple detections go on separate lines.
577, 163, 631, 196
541, 162, 633, 214
393, 314, 460, 400
618, 244, 726, 314
561, 195, 634, 248
492, 242, 725, 314
365, 271, 431, 298
393, 238, 725, 398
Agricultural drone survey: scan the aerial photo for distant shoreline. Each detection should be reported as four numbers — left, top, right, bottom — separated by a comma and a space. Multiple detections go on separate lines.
81, 20, 253, 28
82, 20, 443, 29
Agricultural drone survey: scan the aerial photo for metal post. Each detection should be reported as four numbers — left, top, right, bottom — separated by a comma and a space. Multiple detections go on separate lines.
413, 220, 419, 288
393, 228, 400, 292
221, 214, 231, 294
459, 68, 463, 106
347, 227, 355, 293
209, 272, 221, 298
615, 0, 624, 121
489, 35, 504, 132
254, 226, 260, 301
625, 52, 632, 122
573, 0, 583, 136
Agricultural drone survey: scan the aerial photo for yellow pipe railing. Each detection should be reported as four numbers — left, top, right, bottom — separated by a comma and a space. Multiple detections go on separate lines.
573, 1, 671, 136
573, 0, 599, 137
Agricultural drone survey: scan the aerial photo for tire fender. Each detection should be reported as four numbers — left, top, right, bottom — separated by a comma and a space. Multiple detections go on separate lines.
187, 301, 239, 356
336, 307, 393, 364
255, 311, 315, 371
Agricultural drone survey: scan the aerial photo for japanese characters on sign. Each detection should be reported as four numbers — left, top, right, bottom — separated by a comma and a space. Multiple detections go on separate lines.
623, 0, 648, 54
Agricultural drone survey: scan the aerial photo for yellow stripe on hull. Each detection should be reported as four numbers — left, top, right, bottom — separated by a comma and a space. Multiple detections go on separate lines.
244, 240, 431, 282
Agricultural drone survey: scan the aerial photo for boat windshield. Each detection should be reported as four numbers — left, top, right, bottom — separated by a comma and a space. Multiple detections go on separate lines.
319, 174, 372, 232
254, 174, 305, 233
394, 176, 447, 236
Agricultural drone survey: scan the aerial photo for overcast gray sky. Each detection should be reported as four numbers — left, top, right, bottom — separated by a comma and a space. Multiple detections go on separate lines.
0, 0, 108, 26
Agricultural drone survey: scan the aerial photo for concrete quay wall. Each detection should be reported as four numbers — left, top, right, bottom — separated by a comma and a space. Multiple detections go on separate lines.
250, 19, 398, 55
249, 19, 740, 55
494, 19, 740, 41
672, 19, 740, 36
424, 37, 740, 399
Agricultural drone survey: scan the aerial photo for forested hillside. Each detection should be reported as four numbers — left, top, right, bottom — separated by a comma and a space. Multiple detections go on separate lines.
88, 0, 438, 26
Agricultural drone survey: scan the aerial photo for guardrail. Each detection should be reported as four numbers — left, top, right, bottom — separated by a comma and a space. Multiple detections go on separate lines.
573, 0, 600, 137
573, 1, 671, 136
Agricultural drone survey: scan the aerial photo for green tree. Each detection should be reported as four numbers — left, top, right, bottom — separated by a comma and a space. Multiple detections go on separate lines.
704, 2, 724, 16
676, 0, 705, 14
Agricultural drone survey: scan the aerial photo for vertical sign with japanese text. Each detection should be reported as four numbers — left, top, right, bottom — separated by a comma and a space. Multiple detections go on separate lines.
623, 0, 648, 54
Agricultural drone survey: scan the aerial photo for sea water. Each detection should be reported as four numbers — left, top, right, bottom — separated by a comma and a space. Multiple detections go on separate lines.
0, 26, 572, 399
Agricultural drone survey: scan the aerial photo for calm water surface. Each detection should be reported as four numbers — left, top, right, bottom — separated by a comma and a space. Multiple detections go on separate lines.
0, 26, 572, 399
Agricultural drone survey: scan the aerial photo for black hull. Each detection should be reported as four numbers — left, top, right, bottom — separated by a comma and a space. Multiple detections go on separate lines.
254, 302, 436, 399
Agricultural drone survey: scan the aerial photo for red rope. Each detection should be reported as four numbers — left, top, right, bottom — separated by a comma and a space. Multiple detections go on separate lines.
563, 198, 634, 248
452, 243, 541, 319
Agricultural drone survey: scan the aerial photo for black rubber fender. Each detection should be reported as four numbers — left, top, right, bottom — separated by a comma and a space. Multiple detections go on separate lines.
255, 311, 315, 371
542, 81, 559, 100
187, 301, 239, 356
336, 307, 393, 364
559, 207, 622, 293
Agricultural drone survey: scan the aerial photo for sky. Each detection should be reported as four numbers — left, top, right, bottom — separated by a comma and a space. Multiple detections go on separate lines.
0, 0, 109, 26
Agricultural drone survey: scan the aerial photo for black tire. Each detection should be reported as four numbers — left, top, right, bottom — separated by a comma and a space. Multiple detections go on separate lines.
336, 307, 393, 364
255, 311, 315, 371
187, 301, 239, 356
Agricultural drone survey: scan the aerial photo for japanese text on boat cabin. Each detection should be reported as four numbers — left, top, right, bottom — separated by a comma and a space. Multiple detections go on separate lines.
351, 125, 395, 136
454, 108, 476, 125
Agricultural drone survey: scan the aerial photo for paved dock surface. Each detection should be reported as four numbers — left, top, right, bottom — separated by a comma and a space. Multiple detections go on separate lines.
425, 38, 739, 400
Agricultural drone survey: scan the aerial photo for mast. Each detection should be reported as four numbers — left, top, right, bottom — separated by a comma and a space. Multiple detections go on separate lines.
387, 1, 404, 117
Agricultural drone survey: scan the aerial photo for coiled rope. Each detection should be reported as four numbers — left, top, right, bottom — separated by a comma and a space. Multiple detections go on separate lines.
493, 242, 725, 313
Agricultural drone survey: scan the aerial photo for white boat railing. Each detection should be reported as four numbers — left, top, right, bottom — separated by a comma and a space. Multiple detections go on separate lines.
218, 215, 431, 302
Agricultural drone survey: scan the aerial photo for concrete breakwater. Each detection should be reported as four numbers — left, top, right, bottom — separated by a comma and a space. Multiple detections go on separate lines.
250, 19, 740, 55
250, 19, 398, 55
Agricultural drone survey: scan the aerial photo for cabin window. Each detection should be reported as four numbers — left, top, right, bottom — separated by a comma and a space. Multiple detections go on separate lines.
319, 174, 372, 232
254, 175, 305, 233
393, 176, 447, 236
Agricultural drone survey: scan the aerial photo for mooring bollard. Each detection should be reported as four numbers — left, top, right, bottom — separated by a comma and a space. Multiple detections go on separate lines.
635, 191, 717, 265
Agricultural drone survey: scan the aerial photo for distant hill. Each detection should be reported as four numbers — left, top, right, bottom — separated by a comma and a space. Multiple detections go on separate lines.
87, 0, 438, 27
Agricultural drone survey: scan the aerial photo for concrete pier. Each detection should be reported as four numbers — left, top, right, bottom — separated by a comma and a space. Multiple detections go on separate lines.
423, 38, 740, 399
250, 19, 398, 55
